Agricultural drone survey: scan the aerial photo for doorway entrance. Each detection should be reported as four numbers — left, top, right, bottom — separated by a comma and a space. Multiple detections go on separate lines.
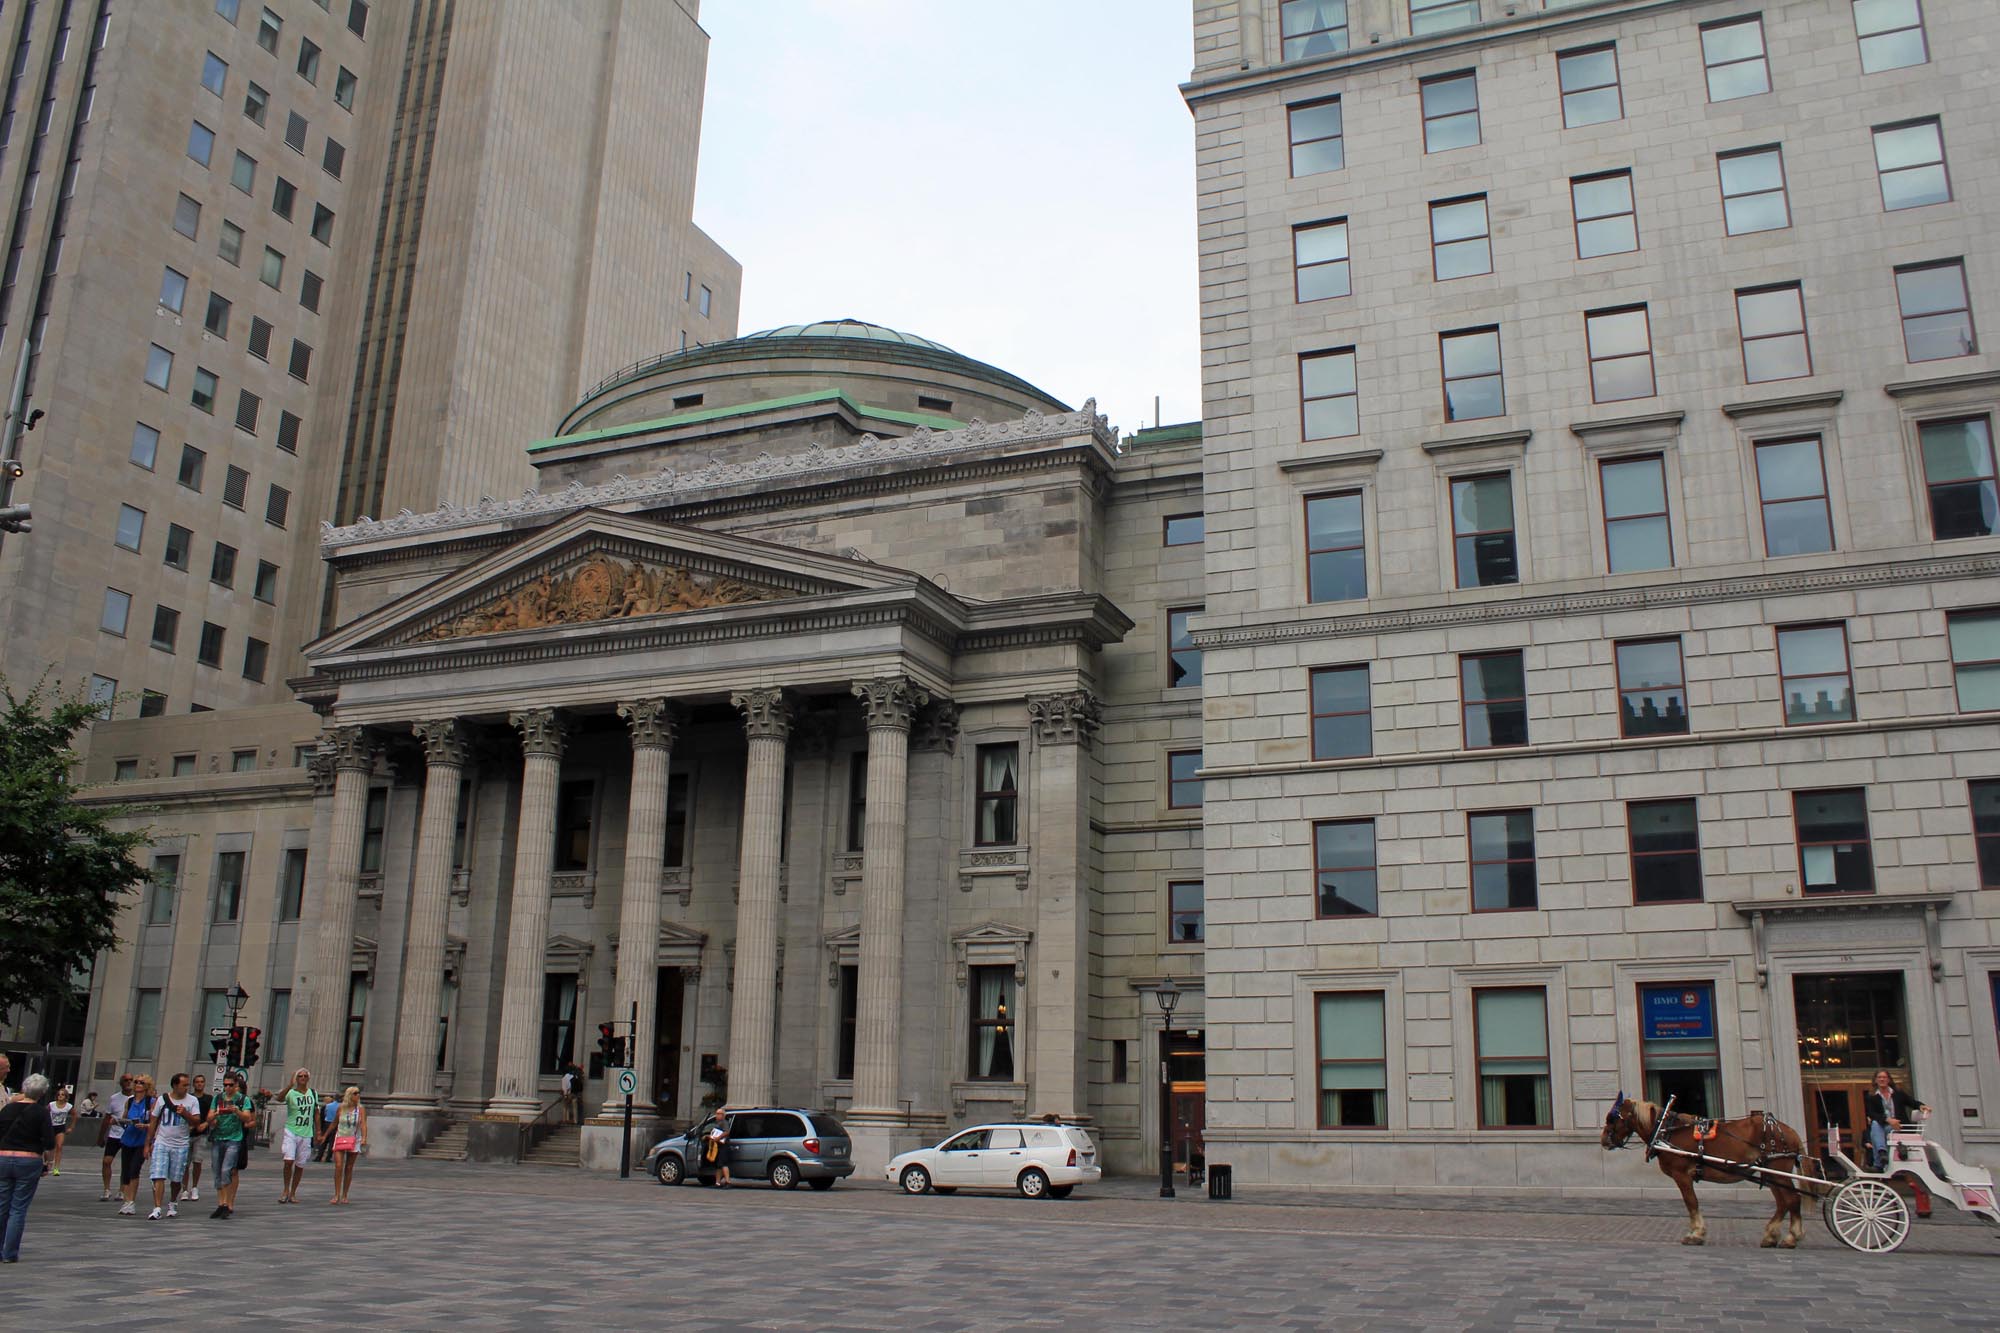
1160, 1028, 1205, 1177
655, 967, 685, 1117
1794, 972, 1908, 1161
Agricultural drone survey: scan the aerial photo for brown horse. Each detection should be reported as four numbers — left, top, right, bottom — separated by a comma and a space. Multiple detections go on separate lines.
1601, 1095, 1819, 1247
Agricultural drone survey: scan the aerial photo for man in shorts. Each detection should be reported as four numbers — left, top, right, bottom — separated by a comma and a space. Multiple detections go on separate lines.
145, 1073, 201, 1219
203, 1072, 255, 1219
183, 1072, 210, 1201
279, 1068, 320, 1203
100, 1073, 134, 1201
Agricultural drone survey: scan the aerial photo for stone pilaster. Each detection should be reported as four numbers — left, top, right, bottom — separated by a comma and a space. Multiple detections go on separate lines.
1027, 690, 1101, 1121
727, 687, 791, 1107
301, 726, 377, 1083
605, 699, 678, 1117
849, 676, 926, 1116
385, 719, 468, 1112
489, 708, 567, 1117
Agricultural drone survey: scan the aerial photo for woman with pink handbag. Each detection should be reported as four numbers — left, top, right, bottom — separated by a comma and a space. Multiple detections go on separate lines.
328, 1087, 367, 1205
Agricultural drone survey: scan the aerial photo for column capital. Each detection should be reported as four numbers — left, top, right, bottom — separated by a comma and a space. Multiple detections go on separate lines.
731, 687, 793, 741
617, 698, 680, 751
912, 698, 961, 753
413, 718, 470, 769
509, 707, 568, 758
1027, 690, 1103, 747
305, 745, 339, 795
852, 676, 928, 733
327, 725, 378, 773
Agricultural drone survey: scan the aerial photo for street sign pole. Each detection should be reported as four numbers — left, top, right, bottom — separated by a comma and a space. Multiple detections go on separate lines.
621, 1088, 634, 1179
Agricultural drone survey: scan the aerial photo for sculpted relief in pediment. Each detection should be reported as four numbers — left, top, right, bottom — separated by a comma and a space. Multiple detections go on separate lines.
418, 553, 776, 641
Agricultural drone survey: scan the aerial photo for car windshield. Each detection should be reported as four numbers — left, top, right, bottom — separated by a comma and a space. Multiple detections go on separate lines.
810, 1113, 847, 1138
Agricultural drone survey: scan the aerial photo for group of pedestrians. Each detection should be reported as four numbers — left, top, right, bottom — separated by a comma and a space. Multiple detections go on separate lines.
93, 1068, 257, 1220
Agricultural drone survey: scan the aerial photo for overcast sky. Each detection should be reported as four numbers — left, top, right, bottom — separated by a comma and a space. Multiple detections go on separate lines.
692, 1, 1201, 434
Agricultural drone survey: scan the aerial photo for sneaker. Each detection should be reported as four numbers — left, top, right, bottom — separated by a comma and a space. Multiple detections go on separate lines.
210, 1206, 227, 1218
147, 1207, 162, 1220
51, 1168, 59, 1176
185, 1187, 198, 1201
219, 1206, 233, 1219
101, 1190, 114, 1202
119, 1202, 135, 1216
165, 1204, 177, 1218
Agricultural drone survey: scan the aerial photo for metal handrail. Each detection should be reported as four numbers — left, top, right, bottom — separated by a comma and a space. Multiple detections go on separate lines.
515, 1096, 566, 1158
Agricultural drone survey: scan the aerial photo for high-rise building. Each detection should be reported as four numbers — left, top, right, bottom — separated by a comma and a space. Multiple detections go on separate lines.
1187, 0, 1998, 1188
0, 0, 740, 716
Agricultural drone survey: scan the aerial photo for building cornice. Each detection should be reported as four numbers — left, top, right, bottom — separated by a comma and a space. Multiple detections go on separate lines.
1421, 429, 1532, 457
1883, 369, 2000, 399
1719, 390, 1845, 420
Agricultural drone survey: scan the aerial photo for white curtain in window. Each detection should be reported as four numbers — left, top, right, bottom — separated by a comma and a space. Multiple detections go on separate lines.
975, 970, 1013, 1078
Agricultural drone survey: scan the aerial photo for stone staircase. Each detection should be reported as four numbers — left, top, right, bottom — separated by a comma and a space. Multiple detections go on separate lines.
522, 1122, 581, 1167
413, 1122, 469, 1162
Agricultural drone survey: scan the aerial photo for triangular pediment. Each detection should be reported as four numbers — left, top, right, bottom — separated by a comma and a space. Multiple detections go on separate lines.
950, 920, 1035, 948
311, 508, 928, 657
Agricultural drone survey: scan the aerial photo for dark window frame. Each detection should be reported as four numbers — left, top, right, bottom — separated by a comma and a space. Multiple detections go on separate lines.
1473, 986, 1552, 1129
1972, 779, 2000, 890
1629, 797, 1704, 905
1460, 650, 1528, 750
1163, 512, 1204, 546
1556, 42, 1623, 127
1294, 217, 1352, 302
1777, 621, 1856, 726
1314, 817, 1378, 918
1918, 416, 1999, 541
1168, 605, 1203, 688
974, 742, 1020, 847
1287, 96, 1344, 178
1717, 145, 1791, 236
1449, 471, 1518, 588
1309, 664, 1372, 760
1700, 14, 1772, 102
1793, 787, 1875, 896
1167, 750, 1203, 810
1872, 116, 1950, 212
1947, 609, 2000, 713
1440, 325, 1504, 421
1735, 282, 1812, 383
1754, 435, 1835, 556
1468, 809, 1538, 912
1168, 879, 1204, 945
1600, 453, 1673, 572
1419, 71, 1480, 153
1896, 258, 1977, 362
1304, 489, 1367, 604
1314, 989, 1389, 1129
1615, 636, 1688, 738
1585, 304, 1656, 403
966, 963, 1016, 1082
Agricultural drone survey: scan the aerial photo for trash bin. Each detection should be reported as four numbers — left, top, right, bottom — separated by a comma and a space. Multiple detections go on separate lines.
1208, 1163, 1232, 1199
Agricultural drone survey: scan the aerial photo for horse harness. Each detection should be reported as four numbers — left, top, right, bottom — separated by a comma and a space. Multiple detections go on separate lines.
1651, 1105, 1808, 1185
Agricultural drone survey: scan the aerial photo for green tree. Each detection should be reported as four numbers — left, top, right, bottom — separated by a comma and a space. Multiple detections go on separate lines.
0, 679, 150, 1016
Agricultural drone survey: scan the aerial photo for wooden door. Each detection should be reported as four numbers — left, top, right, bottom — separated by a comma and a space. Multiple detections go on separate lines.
1801, 1081, 1868, 1169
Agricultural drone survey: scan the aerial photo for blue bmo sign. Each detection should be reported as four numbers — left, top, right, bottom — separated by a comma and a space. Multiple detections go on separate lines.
1642, 985, 1715, 1041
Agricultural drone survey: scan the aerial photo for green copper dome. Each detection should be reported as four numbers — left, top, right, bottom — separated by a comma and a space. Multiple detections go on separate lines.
736, 319, 959, 353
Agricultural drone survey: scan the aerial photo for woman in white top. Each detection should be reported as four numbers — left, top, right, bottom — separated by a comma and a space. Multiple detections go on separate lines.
46, 1087, 72, 1176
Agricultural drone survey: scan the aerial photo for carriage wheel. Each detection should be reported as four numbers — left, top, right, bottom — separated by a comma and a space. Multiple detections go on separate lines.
1825, 1178, 1911, 1254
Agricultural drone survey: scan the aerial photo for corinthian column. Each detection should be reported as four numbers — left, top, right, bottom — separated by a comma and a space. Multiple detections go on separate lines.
727, 687, 791, 1107
606, 699, 678, 1117
850, 676, 926, 1116
385, 719, 468, 1110
301, 726, 376, 1083
489, 708, 567, 1117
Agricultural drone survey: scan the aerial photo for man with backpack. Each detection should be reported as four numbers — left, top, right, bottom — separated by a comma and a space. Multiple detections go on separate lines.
144, 1073, 202, 1220
202, 1072, 255, 1219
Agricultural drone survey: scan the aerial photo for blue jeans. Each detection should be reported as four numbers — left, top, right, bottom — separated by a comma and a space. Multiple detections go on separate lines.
1867, 1120, 1890, 1169
0, 1156, 43, 1261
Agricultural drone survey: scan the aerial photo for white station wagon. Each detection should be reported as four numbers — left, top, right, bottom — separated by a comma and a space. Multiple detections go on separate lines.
886, 1122, 1101, 1199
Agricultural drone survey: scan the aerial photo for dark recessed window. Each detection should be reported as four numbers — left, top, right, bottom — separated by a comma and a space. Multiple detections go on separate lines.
173, 193, 203, 239
1315, 991, 1387, 1129
1919, 417, 1998, 540
150, 605, 180, 652
300, 269, 323, 312
1167, 750, 1203, 809
248, 316, 273, 361
254, 560, 279, 603
1309, 664, 1370, 760
1305, 490, 1365, 603
285, 110, 307, 153
1754, 437, 1834, 555
1468, 810, 1537, 911
975, 743, 1019, 846
210, 541, 237, 588
1946, 611, 2000, 712
1168, 879, 1204, 944
1441, 326, 1503, 421
335, 67, 357, 110
222, 464, 248, 510
1777, 623, 1855, 725
671, 392, 703, 409
235, 389, 260, 433
178, 444, 206, 492
1794, 789, 1873, 895
1971, 780, 2000, 889
1314, 818, 1376, 917
1474, 988, 1550, 1128
277, 410, 303, 454
916, 394, 953, 412
1615, 637, 1687, 738
1461, 651, 1527, 749
1629, 798, 1702, 904
1163, 513, 1204, 546
1167, 606, 1202, 687
244, 81, 268, 125
164, 524, 193, 570
266, 484, 290, 528
197, 621, 225, 667
1450, 473, 1517, 587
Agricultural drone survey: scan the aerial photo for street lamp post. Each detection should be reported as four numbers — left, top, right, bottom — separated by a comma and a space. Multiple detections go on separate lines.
1153, 977, 1181, 1200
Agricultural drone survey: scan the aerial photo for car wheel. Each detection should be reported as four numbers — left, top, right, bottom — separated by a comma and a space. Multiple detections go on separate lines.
1018, 1167, 1050, 1199
769, 1158, 800, 1190
1048, 1184, 1074, 1199
900, 1165, 932, 1195
807, 1177, 836, 1191
655, 1155, 683, 1187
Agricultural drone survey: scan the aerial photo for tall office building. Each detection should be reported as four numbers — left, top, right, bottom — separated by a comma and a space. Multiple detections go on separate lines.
1187, 0, 1997, 1188
0, 0, 740, 716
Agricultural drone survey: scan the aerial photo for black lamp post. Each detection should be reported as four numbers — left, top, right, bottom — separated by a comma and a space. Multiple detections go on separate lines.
1154, 977, 1181, 1199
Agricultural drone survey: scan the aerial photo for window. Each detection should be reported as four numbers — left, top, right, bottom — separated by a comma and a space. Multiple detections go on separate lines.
1410, 0, 1477, 35
130, 990, 164, 1061
1608, 636, 1688, 736
254, 560, 279, 602
1288, 97, 1343, 177
1601, 455, 1671, 572
342, 972, 369, 1067
1777, 623, 1855, 725
1304, 490, 1366, 603
257, 7, 282, 53
173, 193, 203, 240
1585, 306, 1655, 402
222, 465, 248, 510
1468, 810, 1537, 910
202, 52, 229, 96
265, 483, 290, 530
159, 266, 188, 313
1420, 72, 1479, 152
219, 220, 244, 265
230, 749, 257, 774
1430, 197, 1490, 281
178, 445, 206, 492
1475, 988, 1551, 1127
359, 788, 388, 873
1168, 880, 1204, 944
197, 621, 225, 667
1314, 818, 1377, 917
1449, 473, 1517, 586
1294, 219, 1350, 301
88, 675, 117, 720
1920, 417, 1998, 540
101, 587, 131, 635
1639, 983, 1720, 1117
150, 605, 180, 651
1281, 1, 1348, 60
1461, 651, 1527, 749
1167, 750, 1203, 809
837, 750, 866, 851
132, 423, 161, 469
139, 693, 168, 718
1701, 15, 1771, 101
244, 81, 268, 125
348, 0, 369, 37
277, 410, 302, 454
1874, 119, 1950, 211
664, 771, 691, 867
204, 291, 231, 337
975, 743, 1019, 845
835, 965, 858, 1079
1755, 437, 1835, 555
236, 389, 260, 433
147, 856, 180, 925
1718, 147, 1789, 235
698, 284, 711, 317
1972, 781, 2000, 888
289, 338, 312, 380
968, 965, 1015, 1081
260, 246, 285, 289
300, 270, 323, 313
555, 780, 594, 871
1300, 348, 1358, 440
231, 150, 256, 194
1441, 327, 1503, 420
1736, 283, 1811, 383
322, 138, 344, 179
1896, 259, 1977, 361
240, 317, 271, 362
1629, 798, 1702, 903
144, 344, 173, 390
1795, 789, 1873, 894
310, 204, 333, 244
164, 524, 192, 570
272, 176, 296, 220
216, 0, 241, 20
1853, 0, 1926, 73
334, 67, 357, 110
1299, 665, 1373, 762
1163, 513, 1204, 546
285, 111, 307, 153
187, 121, 216, 166
242, 636, 268, 682
1166, 606, 1203, 687
1557, 44, 1621, 127
1315, 992, 1387, 1128
115, 504, 146, 551
297, 37, 321, 83
1948, 610, 2000, 711
267, 990, 291, 1066
213, 850, 246, 921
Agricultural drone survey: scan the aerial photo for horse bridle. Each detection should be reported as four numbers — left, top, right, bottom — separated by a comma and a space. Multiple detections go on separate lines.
1604, 1090, 1634, 1148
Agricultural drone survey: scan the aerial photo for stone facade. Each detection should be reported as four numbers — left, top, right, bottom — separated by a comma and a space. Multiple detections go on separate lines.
1187, 0, 2000, 1189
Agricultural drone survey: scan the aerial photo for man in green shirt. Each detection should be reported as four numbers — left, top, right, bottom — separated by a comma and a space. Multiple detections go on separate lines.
279, 1068, 320, 1204
203, 1071, 255, 1219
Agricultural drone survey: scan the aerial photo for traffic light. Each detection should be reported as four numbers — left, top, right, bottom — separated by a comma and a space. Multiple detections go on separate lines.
226, 1026, 245, 1066
209, 1031, 230, 1062
597, 1021, 616, 1065
0, 504, 26, 534
241, 1026, 262, 1068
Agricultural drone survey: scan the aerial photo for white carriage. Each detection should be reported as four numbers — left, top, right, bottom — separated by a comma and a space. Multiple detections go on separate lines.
1815, 1116, 2000, 1254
